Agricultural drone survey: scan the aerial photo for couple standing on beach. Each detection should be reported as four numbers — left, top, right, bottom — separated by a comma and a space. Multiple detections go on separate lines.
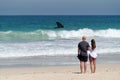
77, 36, 97, 73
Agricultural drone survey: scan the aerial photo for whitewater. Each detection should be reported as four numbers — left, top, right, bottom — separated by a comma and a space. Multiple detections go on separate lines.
0, 28, 120, 41
0, 28, 120, 58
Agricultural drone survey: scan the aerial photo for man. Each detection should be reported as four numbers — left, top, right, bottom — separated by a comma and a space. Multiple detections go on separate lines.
78, 36, 90, 73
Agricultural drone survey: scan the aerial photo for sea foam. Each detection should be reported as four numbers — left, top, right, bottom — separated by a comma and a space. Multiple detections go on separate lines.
0, 28, 120, 58
0, 28, 120, 41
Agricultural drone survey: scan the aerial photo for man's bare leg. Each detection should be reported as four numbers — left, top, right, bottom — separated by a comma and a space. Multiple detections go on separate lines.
84, 62, 87, 73
80, 61, 83, 73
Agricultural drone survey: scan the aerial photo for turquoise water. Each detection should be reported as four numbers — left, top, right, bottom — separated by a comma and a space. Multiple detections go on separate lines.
0, 15, 120, 58
0, 15, 120, 42
0, 15, 120, 31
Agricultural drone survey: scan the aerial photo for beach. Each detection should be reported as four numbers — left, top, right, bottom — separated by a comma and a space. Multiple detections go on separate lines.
0, 53, 120, 80
0, 63, 120, 80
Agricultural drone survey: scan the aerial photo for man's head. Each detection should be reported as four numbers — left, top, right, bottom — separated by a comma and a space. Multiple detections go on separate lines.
82, 36, 86, 41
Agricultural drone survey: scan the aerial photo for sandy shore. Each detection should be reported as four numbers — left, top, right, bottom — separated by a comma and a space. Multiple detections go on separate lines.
0, 63, 120, 80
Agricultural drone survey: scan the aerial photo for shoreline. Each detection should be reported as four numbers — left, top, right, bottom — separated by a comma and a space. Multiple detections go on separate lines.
0, 54, 120, 68
0, 63, 120, 80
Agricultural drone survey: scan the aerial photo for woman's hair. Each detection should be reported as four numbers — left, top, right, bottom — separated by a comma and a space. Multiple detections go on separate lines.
91, 39, 96, 50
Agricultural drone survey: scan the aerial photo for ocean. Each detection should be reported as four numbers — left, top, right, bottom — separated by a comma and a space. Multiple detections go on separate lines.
0, 15, 120, 67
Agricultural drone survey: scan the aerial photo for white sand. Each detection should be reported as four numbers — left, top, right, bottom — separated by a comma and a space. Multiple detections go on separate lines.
0, 63, 120, 80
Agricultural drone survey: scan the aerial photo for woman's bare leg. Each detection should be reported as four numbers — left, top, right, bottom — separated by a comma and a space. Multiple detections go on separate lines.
93, 59, 96, 73
90, 61, 93, 73
89, 56, 93, 73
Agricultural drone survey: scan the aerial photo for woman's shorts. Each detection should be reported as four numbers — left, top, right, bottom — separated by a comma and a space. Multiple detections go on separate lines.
89, 55, 96, 61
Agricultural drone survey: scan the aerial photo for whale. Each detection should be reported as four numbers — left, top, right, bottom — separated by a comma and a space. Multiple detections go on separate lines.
55, 22, 64, 28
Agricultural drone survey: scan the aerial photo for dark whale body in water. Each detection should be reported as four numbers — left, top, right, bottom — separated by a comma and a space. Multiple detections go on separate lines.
55, 22, 64, 28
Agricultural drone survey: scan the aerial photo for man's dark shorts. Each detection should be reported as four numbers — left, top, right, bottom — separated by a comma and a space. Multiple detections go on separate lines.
77, 55, 88, 62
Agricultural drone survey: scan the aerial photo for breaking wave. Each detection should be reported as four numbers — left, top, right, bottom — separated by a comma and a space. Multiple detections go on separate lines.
0, 28, 120, 41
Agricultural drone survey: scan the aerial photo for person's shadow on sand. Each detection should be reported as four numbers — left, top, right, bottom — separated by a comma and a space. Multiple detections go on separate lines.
72, 72, 82, 74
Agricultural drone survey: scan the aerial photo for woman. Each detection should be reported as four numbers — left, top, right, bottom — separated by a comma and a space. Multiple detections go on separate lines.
89, 39, 97, 73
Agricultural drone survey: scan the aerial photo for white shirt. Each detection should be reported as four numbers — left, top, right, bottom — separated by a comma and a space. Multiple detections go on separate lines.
89, 49, 97, 58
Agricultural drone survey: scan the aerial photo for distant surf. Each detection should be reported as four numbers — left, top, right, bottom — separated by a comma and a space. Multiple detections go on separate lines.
0, 28, 120, 42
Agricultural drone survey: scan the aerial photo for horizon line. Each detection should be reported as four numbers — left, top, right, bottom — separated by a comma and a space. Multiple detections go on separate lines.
0, 14, 120, 16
